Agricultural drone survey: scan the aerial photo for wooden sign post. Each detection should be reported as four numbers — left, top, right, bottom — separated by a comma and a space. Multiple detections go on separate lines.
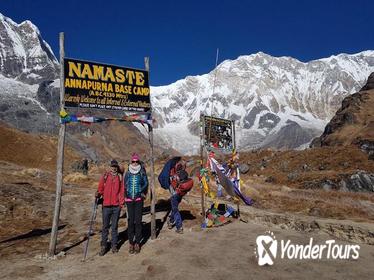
49, 32, 66, 257
145, 57, 156, 240
200, 114, 205, 221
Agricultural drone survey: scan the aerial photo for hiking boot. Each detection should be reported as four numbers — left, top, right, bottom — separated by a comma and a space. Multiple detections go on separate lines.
175, 227, 183, 234
112, 246, 119, 254
129, 244, 135, 254
99, 246, 107, 256
134, 244, 141, 254
167, 220, 175, 230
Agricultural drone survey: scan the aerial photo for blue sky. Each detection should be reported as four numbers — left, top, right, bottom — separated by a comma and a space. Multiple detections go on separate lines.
1, 0, 373, 85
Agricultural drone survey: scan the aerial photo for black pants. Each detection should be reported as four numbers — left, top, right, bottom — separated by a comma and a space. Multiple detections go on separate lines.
126, 200, 143, 245
101, 206, 120, 248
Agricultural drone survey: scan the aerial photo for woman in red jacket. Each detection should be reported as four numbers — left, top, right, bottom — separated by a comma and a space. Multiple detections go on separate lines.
96, 159, 124, 256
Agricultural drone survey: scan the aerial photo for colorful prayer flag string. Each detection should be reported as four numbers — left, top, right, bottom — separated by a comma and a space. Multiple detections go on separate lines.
59, 110, 153, 126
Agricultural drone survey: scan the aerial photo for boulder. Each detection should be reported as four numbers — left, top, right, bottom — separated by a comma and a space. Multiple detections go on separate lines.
238, 163, 250, 174
339, 171, 374, 192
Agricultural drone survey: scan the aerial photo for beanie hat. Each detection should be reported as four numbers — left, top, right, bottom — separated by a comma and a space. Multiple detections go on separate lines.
110, 159, 119, 167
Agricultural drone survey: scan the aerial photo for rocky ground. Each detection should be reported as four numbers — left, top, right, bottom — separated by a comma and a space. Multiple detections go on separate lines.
0, 158, 373, 279
0, 121, 374, 279
1, 220, 374, 280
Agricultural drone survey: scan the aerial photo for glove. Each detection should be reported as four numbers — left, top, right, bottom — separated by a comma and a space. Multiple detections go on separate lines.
95, 191, 102, 198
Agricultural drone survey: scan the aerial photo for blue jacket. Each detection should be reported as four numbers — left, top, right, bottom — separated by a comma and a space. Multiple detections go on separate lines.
124, 169, 148, 200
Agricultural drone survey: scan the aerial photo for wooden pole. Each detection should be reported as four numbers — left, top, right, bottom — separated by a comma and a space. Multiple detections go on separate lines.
232, 120, 236, 153
49, 32, 66, 256
145, 57, 156, 239
209, 48, 220, 117
232, 120, 240, 217
200, 114, 205, 221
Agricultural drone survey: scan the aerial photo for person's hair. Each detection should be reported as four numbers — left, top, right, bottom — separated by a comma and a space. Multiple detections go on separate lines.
177, 169, 188, 182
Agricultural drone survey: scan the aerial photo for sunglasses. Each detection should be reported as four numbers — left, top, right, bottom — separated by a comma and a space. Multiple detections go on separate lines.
131, 161, 139, 164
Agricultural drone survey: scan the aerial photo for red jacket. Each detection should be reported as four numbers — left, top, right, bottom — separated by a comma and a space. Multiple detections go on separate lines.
97, 172, 124, 207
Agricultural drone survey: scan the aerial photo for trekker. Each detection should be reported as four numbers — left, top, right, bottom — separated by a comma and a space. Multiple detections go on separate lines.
124, 153, 148, 254
82, 158, 89, 175
167, 169, 193, 234
96, 159, 124, 256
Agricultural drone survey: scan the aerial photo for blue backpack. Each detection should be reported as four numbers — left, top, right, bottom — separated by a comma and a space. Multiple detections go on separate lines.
158, 157, 183, 190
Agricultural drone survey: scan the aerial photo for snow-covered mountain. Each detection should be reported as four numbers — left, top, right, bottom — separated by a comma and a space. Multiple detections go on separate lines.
1, 13, 374, 156
0, 13, 59, 84
0, 13, 59, 133
0, 12, 61, 135
151, 51, 374, 154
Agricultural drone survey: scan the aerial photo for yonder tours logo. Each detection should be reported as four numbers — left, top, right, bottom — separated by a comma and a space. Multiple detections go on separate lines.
255, 231, 360, 266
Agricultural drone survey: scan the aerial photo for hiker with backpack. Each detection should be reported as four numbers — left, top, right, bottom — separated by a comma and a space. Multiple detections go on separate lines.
158, 157, 194, 234
124, 153, 148, 254
95, 159, 124, 256
167, 169, 194, 233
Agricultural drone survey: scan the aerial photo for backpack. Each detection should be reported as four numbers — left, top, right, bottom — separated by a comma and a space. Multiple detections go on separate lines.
176, 178, 194, 196
158, 157, 185, 190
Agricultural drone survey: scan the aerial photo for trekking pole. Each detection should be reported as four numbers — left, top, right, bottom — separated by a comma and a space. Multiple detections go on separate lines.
236, 166, 241, 218
82, 197, 99, 261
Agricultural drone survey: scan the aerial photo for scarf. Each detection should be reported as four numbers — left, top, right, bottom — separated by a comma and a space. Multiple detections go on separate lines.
129, 164, 141, 174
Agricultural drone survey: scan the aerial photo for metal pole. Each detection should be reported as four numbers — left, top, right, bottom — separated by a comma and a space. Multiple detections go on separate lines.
49, 32, 66, 256
145, 57, 156, 239
82, 197, 99, 261
200, 114, 205, 221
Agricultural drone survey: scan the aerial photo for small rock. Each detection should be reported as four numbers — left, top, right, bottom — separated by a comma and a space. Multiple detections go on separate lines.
318, 165, 326, 171
56, 251, 66, 258
265, 176, 275, 183
369, 152, 374, 161
339, 180, 349, 192
287, 172, 298, 181
279, 161, 289, 172
310, 220, 320, 229
34, 254, 44, 260
309, 207, 321, 216
238, 163, 250, 174
302, 164, 310, 171
321, 180, 336, 191
322, 183, 332, 191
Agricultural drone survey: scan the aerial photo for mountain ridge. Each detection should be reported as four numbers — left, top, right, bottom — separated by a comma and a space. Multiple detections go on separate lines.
311, 72, 374, 158
1, 13, 374, 156
151, 50, 374, 154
